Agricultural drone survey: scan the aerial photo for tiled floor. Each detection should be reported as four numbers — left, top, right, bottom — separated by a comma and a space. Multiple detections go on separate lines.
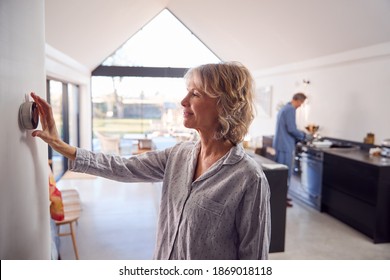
56, 172, 390, 260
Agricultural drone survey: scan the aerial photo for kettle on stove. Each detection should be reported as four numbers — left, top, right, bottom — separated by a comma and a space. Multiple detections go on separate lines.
381, 139, 390, 158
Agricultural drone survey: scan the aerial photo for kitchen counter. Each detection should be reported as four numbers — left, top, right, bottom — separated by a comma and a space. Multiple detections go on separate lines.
295, 138, 390, 243
323, 148, 390, 167
247, 150, 288, 253
305, 136, 390, 167
321, 148, 390, 243
248, 151, 286, 169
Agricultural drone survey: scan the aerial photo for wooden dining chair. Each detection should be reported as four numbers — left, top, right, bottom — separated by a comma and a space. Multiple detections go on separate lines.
55, 189, 82, 260
133, 139, 154, 155
95, 131, 121, 155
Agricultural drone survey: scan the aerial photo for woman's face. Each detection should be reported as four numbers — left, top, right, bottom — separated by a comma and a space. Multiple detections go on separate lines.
181, 74, 219, 135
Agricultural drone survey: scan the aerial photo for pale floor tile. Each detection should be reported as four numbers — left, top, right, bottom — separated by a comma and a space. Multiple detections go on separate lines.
56, 176, 160, 260
270, 200, 390, 260
56, 175, 390, 260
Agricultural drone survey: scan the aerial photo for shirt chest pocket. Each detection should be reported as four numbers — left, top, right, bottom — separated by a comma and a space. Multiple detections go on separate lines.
190, 196, 225, 236
195, 196, 225, 216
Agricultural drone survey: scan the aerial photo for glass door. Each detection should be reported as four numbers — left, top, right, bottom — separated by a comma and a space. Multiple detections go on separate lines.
47, 79, 79, 180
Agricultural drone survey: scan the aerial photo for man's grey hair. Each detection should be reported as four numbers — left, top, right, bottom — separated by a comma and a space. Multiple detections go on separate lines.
292, 92, 307, 101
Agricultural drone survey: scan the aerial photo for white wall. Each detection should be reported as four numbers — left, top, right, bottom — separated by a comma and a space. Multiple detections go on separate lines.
0, 0, 50, 259
250, 42, 390, 146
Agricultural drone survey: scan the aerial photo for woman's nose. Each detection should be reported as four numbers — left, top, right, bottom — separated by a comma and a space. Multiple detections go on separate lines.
181, 94, 189, 107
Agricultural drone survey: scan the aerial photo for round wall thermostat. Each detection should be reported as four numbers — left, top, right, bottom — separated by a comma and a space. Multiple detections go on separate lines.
19, 101, 39, 130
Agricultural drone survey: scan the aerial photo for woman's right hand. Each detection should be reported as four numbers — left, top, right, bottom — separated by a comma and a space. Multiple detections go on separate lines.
30, 92, 77, 160
30, 92, 60, 145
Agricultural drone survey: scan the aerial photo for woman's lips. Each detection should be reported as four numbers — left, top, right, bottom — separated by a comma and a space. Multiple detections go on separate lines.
183, 111, 193, 117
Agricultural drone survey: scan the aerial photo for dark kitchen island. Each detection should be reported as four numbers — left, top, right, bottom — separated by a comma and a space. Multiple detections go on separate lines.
249, 150, 288, 253
322, 148, 390, 243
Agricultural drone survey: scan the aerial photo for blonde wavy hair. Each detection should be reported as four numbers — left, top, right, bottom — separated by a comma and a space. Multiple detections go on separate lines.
184, 61, 255, 144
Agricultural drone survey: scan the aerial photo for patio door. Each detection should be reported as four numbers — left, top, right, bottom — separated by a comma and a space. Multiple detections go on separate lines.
47, 79, 80, 180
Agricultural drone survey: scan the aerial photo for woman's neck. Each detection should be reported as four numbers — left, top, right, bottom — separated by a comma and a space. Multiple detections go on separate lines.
198, 136, 234, 160
193, 137, 234, 181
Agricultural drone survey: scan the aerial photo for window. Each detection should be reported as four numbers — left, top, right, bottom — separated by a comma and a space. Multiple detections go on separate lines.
91, 9, 220, 154
101, 9, 219, 68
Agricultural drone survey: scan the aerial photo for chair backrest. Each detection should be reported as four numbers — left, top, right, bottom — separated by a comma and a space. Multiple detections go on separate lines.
61, 189, 82, 215
95, 131, 121, 154
138, 139, 153, 150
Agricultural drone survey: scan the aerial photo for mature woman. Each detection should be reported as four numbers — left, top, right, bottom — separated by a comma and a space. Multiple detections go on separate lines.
31, 61, 271, 260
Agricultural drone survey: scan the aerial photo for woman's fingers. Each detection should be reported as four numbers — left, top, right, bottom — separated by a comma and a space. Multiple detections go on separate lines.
30, 92, 54, 130
31, 92, 51, 116
31, 129, 42, 138
30, 92, 47, 129
30, 92, 58, 141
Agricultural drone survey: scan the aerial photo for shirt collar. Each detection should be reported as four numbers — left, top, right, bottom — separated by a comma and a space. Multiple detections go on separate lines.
193, 140, 245, 165
222, 143, 245, 165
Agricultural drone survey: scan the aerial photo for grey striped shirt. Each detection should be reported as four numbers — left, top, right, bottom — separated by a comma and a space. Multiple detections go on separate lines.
69, 141, 271, 259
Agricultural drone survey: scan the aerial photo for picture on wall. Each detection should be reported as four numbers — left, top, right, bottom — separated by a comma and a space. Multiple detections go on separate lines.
255, 86, 272, 118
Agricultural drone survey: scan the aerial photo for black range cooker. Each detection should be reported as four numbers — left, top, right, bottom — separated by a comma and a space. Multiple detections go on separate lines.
290, 144, 324, 210
290, 139, 359, 210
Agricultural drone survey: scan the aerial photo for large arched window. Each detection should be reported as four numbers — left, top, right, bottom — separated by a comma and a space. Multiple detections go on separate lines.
91, 9, 220, 155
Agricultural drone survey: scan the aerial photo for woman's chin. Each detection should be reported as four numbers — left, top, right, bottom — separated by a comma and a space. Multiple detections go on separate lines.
182, 121, 193, 129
